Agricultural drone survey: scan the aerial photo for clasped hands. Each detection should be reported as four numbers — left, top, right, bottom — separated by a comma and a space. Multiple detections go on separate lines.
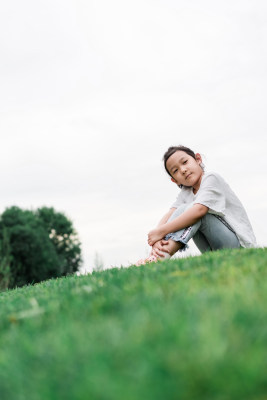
148, 227, 171, 258
147, 227, 165, 246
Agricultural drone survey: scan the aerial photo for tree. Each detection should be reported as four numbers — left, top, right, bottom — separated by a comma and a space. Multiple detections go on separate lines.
36, 207, 82, 275
0, 206, 82, 289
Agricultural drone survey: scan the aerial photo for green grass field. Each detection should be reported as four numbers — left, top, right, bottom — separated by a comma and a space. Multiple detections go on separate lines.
0, 248, 266, 400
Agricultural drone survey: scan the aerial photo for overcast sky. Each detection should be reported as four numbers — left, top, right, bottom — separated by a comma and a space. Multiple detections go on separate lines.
1, 0, 267, 271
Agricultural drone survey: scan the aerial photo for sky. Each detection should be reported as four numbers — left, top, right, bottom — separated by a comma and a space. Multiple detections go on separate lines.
1, 0, 267, 271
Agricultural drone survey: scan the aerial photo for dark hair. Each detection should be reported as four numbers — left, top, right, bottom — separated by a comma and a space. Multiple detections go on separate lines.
163, 145, 196, 177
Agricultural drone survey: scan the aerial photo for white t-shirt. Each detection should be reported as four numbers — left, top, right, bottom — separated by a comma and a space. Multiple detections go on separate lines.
171, 172, 257, 248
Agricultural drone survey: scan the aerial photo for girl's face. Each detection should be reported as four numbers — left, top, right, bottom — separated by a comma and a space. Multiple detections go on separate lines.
166, 150, 204, 191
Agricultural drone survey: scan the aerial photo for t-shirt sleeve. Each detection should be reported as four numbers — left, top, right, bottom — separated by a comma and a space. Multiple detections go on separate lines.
171, 194, 182, 209
170, 191, 184, 208
193, 173, 226, 216
170, 186, 192, 209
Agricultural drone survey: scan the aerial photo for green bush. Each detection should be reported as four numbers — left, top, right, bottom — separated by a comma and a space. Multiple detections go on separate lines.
0, 206, 82, 289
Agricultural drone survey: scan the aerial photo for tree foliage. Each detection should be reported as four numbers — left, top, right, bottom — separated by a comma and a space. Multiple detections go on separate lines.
0, 206, 82, 289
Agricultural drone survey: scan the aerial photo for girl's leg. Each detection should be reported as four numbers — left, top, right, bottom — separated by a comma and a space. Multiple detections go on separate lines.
194, 213, 240, 251
164, 204, 240, 255
165, 203, 206, 252
191, 231, 212, 253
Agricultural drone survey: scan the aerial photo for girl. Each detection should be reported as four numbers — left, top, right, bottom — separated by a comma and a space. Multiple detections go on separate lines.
136, 145, 256, 265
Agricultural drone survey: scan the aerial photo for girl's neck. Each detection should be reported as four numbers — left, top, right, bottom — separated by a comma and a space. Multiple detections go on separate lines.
192, 171, 204, 194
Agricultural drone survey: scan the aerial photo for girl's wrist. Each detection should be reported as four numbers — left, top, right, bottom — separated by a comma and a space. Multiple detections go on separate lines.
159, 225, 168, 238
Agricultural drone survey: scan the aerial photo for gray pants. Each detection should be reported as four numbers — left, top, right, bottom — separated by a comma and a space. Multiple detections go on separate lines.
165, 204, 241, 253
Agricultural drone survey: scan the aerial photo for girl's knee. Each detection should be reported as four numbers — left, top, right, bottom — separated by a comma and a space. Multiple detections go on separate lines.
168, 202, 194, 222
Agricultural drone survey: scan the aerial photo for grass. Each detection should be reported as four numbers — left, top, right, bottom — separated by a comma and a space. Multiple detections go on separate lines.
0, 248, 266, 400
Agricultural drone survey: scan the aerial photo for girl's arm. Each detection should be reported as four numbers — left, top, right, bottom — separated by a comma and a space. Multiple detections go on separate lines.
148, 203, 209, 246
150, 208, 177, 257
157, 208, 176, 226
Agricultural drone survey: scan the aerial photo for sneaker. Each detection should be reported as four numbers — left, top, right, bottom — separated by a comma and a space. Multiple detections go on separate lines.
135, 252, 170, 266
135, 255, 158, 266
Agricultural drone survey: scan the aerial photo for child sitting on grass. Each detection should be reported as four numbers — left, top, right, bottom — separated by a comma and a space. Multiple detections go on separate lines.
136, 145, 256, 265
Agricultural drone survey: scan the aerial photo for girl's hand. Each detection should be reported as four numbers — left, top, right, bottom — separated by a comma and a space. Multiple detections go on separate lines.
151, 240, 170, 258
148, 227, 165, 246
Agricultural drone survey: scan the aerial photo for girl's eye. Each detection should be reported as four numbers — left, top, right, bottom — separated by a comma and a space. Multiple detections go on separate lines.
173, 169, 178, 173
183, 160, 187, 164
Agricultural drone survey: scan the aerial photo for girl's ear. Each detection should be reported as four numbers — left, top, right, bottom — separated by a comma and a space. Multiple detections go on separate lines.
171, 178, 177, 183
195, 153, 202, 164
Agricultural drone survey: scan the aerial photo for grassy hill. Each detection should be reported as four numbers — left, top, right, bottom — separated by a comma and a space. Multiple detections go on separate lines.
0, 248, 266, 400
